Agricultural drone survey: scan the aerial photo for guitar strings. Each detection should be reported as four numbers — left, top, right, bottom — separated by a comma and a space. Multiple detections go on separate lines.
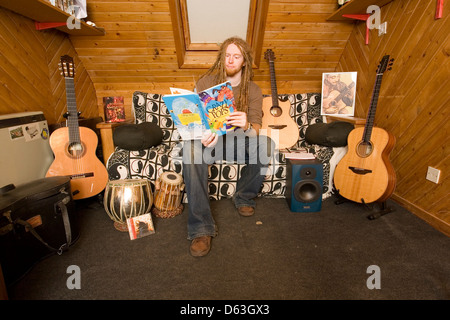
66, 77, 84, 178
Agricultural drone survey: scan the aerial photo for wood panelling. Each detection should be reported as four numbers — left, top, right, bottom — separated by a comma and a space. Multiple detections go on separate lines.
336, 0, 449, 235
0, 0, 448, 236
0, 8, 98, 125
71, 0, 349, 118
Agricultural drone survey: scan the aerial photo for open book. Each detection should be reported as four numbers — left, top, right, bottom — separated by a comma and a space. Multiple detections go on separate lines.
162, 81, 237, 140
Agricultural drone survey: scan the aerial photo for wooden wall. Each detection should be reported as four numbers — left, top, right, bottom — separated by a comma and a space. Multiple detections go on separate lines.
336, 0, 449, 235
73, 0, 352, 118
0, 0, 448, 235
0, 8, 98, 125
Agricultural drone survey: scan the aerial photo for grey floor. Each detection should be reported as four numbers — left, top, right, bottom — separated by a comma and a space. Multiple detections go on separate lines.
8, 195, 450, 304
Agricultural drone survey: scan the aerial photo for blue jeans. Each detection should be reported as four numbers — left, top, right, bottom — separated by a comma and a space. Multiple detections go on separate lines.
182, 130, 274, 240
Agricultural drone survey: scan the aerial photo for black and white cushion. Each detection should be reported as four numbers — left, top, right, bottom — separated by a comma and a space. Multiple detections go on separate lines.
106, 91, 335, 201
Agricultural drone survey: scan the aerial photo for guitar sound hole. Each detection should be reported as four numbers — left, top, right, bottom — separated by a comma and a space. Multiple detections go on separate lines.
356, 141, 373, 158
270, 106, 282, 117
68, 142, 84, 158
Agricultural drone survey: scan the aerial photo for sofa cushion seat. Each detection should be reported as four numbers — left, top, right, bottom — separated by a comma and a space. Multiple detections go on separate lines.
106, 91, 338, 202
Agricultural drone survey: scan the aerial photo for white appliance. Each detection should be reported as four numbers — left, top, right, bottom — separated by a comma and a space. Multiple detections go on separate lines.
0, 112, 54, 188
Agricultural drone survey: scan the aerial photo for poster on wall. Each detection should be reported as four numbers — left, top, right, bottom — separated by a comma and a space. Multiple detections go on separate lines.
321, 72, 357, 116
103, 96, 126, 122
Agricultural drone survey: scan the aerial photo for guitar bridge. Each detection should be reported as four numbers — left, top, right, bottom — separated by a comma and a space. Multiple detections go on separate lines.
70, 172, 94, 180
349, 166, 372, 175
269, 125, 287, 129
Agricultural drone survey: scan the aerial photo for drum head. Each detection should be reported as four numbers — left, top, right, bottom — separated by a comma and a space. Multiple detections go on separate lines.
160, 172, 183, 185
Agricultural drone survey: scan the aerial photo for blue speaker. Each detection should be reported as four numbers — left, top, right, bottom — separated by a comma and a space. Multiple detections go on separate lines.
285, 159, 323, 212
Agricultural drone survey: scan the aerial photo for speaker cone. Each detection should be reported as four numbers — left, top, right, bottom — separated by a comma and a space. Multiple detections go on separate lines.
293, 180, 321, 203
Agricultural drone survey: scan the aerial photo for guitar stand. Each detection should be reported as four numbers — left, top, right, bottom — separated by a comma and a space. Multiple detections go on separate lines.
333, 189, 394, 220
333, 188, 349, 205
365, 200, 395, 220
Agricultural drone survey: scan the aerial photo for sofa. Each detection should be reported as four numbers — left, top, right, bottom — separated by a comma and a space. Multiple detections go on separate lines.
105, 91, 347, 202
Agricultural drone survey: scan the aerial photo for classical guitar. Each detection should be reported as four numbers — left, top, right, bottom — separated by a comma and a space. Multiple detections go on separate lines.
334, 55, 395, 204
261, 49, 299, 149
46, 55, 108, 200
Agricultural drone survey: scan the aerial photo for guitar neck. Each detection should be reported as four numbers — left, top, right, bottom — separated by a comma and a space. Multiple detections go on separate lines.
64, 77, 81, 144
363, 73, 383, 142
268, 60, 279, 107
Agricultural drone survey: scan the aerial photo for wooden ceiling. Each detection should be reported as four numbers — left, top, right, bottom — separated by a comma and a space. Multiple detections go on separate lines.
71, 0, 355, 95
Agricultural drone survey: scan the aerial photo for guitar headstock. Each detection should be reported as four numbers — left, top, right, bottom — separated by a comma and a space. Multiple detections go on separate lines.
59, 55, 75, 78
264, 49, 275, 62
377, 55, 394, 74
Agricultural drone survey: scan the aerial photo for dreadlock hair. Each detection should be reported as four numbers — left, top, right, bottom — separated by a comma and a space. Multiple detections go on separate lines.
200, 37, 254, 113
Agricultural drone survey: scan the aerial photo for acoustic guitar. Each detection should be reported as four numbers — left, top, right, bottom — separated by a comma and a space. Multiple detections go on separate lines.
46, 55, 108, 200
261, 49, 299, 150
334, 55, 395, 204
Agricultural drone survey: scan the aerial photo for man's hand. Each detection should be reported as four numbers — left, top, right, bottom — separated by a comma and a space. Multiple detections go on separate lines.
226, 111, 248, 129
201, 130, 218, 148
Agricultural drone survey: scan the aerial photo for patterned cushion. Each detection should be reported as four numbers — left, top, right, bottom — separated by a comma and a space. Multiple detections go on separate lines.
106, 91, 335, 201
132, 92, 180, 144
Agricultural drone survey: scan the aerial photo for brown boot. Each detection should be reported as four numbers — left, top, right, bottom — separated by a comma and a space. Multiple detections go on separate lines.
190, 236, 211, 257
237, 206, 255, 217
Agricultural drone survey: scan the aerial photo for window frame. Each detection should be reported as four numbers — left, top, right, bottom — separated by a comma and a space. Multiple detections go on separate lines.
169, 0, 268, 69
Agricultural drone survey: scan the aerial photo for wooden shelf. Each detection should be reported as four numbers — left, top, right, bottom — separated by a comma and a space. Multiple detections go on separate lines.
0, 0, 105, 36
327, 0, 394, 21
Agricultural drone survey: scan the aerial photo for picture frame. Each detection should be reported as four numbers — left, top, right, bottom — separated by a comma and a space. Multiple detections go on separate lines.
103, 96, 126, 123
321, 72, 357, 116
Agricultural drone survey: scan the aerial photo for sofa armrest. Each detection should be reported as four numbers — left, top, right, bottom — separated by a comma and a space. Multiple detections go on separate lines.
325, 115, 366, 128
96, 119, 134, 165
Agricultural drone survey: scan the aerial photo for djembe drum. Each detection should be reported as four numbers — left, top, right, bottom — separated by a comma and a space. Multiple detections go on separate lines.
104, 179, 153, 231
152, 172, 184, 218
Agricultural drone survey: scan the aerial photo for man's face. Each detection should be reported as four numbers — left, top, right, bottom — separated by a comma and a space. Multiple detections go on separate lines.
225, 43, 245, 77
327, 74, 339, 85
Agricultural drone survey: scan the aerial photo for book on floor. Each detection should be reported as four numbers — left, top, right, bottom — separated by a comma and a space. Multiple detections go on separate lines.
126, 213, 155, 240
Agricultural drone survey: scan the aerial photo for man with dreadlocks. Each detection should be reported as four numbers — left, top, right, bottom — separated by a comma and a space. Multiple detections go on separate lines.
182, 37, 274, 257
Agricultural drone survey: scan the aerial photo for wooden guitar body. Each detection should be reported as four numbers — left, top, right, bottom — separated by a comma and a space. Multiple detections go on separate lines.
262, 49, 299, 150
261, 96, 299, 149
333, 55, 396, 204
46, 126, 108, 200
46, 55, 108, 200
334, 126, 396, 203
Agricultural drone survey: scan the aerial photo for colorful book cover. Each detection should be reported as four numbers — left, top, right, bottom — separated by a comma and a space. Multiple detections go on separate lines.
103, 96, 126, 123
126, 213, 155, 240
162, 81, 237, 140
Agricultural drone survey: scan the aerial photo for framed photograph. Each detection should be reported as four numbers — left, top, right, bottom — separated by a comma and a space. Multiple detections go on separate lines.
321, 72, 357, 116
103, 96, 126, 122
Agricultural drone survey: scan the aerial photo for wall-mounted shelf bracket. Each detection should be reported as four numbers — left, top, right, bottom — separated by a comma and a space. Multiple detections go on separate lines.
35, 21, 67, 30
342, 14, 371, 45
436, 0, 444, 19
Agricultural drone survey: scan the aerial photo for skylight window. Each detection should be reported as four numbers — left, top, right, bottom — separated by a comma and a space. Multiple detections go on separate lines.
169, 0, 268, 68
